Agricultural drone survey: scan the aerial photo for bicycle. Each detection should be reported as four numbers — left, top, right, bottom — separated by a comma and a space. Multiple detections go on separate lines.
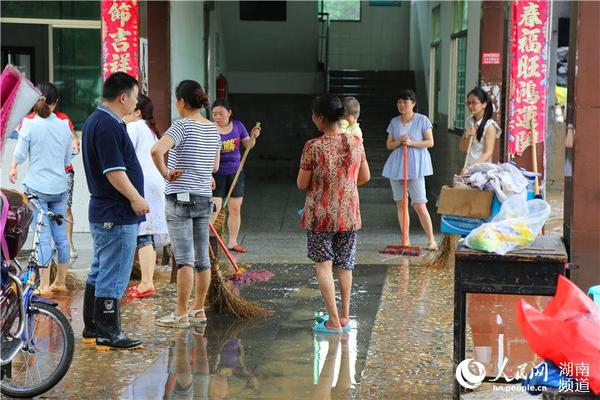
1, 192, 75, 398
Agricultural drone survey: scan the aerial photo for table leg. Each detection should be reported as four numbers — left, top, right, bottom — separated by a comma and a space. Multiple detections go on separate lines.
453, 276, 466, 399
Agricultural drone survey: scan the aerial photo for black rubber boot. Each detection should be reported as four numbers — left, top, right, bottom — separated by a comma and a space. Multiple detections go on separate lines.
82, 283, 96, 344
94, 297, 143, 351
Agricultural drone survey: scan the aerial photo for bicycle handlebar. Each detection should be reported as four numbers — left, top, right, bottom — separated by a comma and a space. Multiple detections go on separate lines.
26, 194, 73, 225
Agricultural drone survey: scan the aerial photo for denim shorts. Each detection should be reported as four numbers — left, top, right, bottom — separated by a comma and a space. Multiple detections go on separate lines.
137, 234, 154, 249
166, 194, 212, 271
389, 177, 428, 204
307, 230, 357, 270
87, 222, 138, 299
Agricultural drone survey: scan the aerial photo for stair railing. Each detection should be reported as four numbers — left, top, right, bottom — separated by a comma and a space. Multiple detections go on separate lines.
318, 11, 330, 93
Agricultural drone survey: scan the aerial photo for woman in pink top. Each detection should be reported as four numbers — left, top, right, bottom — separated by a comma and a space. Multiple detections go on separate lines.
297, 94, 370, 334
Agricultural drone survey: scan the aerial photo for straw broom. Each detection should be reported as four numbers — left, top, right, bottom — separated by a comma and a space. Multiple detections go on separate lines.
421, 134, 474, 269
213, 123, 260, 237
207, 122, 270, 319
207, 234, 270, 319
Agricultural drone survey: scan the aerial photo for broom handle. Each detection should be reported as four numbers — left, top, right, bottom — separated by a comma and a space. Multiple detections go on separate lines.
209, 223, 241, 274
223, 122, 260, 209
530, 119, 540, 195
463, 135, 474, 171
402, 143, 408, 246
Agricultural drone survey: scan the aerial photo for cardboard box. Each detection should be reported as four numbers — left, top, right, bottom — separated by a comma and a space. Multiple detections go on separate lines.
437, 185, 494, 219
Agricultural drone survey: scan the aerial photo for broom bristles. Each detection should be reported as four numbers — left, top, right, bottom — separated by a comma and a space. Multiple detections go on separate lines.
213, 207, 227, 238
420, 234, 459, 269
207, 262, 271, 319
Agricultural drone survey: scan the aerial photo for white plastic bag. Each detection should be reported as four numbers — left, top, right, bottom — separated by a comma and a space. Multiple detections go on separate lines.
464, 195, 551, 255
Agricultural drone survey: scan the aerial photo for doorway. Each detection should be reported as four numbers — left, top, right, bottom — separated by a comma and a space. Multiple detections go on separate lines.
1, 23, 49, 83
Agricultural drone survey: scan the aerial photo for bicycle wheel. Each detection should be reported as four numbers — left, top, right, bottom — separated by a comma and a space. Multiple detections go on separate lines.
1, 302, 75, 398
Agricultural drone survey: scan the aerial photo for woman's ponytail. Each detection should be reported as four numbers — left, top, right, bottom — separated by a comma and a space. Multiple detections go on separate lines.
33, 83, 59, 118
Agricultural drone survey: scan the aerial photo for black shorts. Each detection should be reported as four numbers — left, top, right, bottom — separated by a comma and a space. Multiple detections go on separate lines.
212, 171, 245, 199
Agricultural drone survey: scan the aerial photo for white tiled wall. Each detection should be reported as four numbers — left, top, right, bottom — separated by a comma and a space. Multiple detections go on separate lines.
328, 2, 411, 70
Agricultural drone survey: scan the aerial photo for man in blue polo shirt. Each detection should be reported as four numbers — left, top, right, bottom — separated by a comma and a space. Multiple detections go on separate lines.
81, 72, 149, 350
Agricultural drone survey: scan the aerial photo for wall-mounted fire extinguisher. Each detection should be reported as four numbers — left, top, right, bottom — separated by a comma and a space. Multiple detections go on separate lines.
216, 74, 228, 100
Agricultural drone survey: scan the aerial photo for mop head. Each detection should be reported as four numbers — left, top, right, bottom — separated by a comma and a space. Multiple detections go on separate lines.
379, 244, 423, 256
420, 234, 458, 269
224, 268, 275, 287
207, 262, 271, 320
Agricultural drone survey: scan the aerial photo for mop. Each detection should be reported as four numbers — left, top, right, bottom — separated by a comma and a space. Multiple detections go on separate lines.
206, 122, 272, 319
380, 143, 423, 256
211, 122, 274, 285
207, 226, 271, 319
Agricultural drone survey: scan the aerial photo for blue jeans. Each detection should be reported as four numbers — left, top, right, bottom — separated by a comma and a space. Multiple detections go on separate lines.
87, 222, 138, 299
165, 195, 212, 271
25, 187, 70, 266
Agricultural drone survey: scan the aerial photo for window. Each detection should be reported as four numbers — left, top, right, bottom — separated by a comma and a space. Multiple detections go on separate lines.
1, 1, 100, 20
431, 6, 440, 43
53, 28, 102, 129
428, 6, 441, 123
448, 0, 468, 131
318, 0, 361, 22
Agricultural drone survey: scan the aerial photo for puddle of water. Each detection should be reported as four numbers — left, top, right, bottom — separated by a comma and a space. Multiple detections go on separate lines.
121, 264, 387, 400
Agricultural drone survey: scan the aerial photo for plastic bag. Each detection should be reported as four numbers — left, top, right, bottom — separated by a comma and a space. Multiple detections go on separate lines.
464, 195, 550, 255
517, 276, 600, 394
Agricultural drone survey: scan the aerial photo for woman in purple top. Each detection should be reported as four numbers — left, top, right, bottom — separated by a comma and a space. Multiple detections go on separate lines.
210, 99, 261, 253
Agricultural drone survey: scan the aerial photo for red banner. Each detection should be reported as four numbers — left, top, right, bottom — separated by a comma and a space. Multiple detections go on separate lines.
507, 0, 550, 156
101, 0, 139, 81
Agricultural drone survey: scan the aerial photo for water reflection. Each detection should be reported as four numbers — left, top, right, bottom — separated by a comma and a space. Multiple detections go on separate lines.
155, 319, 361, 400
120, 264, 385, 400
313, 331, 357, 400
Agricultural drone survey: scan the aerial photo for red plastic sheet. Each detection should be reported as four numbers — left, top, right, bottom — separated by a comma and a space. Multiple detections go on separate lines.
517, 275, 600, 394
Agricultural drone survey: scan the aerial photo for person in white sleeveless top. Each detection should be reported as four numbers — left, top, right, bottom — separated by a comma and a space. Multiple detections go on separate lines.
123, 93, 168, 298
151, 80, 221, 328
459, 87, 501, 174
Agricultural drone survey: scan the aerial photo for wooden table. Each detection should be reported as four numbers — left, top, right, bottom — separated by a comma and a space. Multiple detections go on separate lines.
453, 235, 568, 399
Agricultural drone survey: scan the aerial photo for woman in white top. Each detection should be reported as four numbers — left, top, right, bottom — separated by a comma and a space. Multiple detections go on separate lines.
460, 87, 502, 174
123, 93, 168, 298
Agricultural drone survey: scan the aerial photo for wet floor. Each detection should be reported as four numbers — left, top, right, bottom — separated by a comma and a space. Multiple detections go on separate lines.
27, 263, 386, 399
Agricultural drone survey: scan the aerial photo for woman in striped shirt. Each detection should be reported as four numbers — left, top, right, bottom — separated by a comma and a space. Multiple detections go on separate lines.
151, 80, 221, 328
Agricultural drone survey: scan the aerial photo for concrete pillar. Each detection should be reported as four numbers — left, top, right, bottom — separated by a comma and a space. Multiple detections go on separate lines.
564, 1, 600, 290
146, 1, 171, 133
478, 0, 506, 163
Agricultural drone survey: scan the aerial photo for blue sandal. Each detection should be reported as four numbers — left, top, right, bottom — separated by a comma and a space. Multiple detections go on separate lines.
315, 314, 352, 332
312, 320, 342, 334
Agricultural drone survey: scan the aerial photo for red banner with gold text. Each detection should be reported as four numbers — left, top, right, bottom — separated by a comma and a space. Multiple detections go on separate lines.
508, 0, 550, 157
101, 0, 139, 81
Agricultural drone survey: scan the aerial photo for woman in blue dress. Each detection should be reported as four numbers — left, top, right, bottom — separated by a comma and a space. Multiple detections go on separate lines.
382, 89, 437, 250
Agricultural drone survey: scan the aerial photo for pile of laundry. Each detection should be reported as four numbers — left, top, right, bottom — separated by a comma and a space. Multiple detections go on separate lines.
454, 162, 530, 203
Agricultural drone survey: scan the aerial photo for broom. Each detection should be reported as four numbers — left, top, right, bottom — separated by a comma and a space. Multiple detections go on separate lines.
213, 122, 260, 237
211, 122, 274, 283
420, 134, 475, 268
206, 122, 271, 319
206, 249, 271, 319
380, 143, 423, 256
209, 222, 274, 286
